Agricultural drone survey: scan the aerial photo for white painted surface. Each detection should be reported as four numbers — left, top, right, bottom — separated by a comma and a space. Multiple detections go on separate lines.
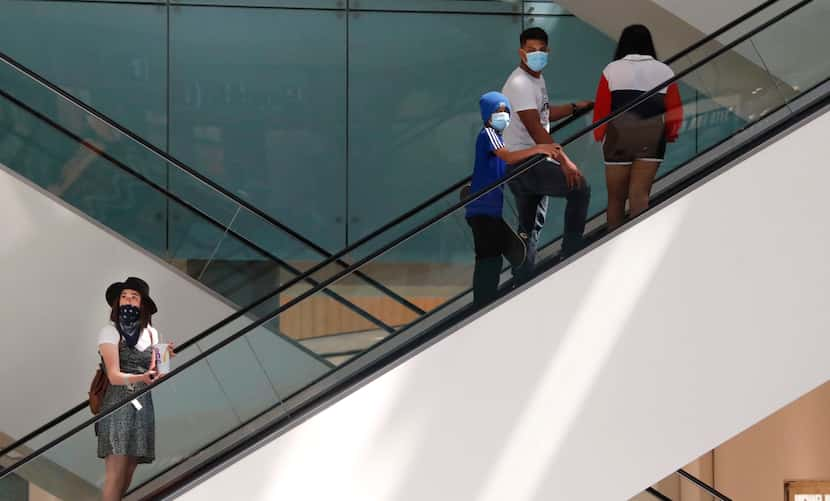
179, 108, 830, 500
554, 0, 794, 119
651, 0, 830, 91
559, 0, 828, 94
0, 165, 329, 487
651, 0, 764, 34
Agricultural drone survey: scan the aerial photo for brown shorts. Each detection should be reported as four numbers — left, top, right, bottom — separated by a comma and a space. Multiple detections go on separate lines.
602, 114, 667, 165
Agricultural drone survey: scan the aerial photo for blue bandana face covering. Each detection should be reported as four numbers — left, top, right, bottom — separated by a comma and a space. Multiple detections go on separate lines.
525, 51, 548, 72
116, 304, 142, 348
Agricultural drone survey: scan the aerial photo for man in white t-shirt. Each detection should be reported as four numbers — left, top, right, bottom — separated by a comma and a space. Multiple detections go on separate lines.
502, 27, 593, 280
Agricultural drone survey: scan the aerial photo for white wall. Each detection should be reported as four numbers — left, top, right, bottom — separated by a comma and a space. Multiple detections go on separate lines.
554, 0, 793, 119
651, 0, 830, 92
178, 107, 830, 500
0, 165, 329, 457
562, 0, 829, 94
651, 0, 763, 34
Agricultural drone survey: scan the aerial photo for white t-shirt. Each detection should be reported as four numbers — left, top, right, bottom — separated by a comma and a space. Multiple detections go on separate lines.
97, 323, 159, 352
502, 66, 550, 151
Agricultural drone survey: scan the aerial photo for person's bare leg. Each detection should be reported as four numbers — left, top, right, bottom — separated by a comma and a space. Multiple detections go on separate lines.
628, 160, 660, 218
605, 164, 631, 230
102, 455, 130, 501
122, 457, 139, 496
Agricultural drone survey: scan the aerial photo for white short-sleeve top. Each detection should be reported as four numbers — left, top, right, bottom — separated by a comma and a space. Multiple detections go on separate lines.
97, 323, 159, 352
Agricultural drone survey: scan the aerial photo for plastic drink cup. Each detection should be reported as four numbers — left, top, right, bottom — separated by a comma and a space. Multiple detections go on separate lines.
153, 343, 171, 374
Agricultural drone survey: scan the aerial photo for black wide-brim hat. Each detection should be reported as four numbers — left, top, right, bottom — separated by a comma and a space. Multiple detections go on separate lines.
105, 276, 158, 314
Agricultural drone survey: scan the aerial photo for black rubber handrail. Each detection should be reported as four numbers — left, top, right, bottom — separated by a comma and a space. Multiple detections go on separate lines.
0, 49, 424, 317
678, 468, 733, 501
0, 0, 813, 480
646, 487, 672, 501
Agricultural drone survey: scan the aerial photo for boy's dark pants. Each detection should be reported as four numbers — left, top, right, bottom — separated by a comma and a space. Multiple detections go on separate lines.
508, 157, 591, 282
467, 215, 516, 307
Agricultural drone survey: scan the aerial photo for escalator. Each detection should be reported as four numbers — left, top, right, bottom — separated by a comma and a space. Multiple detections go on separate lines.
3, 0, 830, 498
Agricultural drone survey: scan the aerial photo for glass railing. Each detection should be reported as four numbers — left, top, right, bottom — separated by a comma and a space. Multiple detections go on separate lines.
3, 0, 829, 497
0, 49, 426, 353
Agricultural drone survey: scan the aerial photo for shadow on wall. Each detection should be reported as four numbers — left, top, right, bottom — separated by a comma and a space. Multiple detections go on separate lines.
238, 200, 688, 501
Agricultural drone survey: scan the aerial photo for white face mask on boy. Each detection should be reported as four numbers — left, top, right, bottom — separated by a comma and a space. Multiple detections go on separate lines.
490, 111, 511, 131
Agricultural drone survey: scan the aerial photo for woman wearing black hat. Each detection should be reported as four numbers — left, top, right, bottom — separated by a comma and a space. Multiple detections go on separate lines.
97, 277, 172, 501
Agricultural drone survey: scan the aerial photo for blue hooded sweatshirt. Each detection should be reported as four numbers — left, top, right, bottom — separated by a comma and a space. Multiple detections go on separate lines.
466, 91, 511, 219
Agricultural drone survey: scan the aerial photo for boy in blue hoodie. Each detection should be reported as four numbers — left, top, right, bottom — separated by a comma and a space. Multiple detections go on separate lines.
466, 91, 564, 306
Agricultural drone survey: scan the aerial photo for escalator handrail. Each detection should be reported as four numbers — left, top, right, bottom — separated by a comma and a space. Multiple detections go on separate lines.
645, 487, 672, 501
0, 0, 814, 479
0, 50, 424, 317
677, 468, 733, 501
645, 469, 732, 501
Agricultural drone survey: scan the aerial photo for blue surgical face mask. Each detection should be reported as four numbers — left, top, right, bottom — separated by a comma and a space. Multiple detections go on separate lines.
525, 50, 548, 72
490, 112, 510, 131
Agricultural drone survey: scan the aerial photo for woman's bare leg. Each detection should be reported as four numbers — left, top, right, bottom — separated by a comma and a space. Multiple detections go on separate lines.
102, 455, 130, 501
628, 160, 660, 218
122, 457, 139, 496
605, 164, 631, 230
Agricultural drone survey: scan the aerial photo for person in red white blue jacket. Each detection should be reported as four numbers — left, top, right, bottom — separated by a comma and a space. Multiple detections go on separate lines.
593, 24, 683, 230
